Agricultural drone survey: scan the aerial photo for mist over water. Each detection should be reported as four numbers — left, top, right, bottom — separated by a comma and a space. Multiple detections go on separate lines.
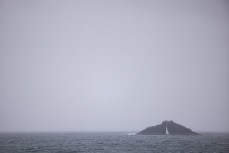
0, 0, 229, 133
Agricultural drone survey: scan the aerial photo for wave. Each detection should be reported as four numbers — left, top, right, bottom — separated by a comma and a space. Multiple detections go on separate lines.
127, 133, 136, 135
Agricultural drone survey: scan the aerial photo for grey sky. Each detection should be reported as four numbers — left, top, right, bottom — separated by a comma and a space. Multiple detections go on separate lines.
0, 0, 229, 132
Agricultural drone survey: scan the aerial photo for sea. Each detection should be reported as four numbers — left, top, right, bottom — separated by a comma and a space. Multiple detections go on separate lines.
0, 132, 229, 153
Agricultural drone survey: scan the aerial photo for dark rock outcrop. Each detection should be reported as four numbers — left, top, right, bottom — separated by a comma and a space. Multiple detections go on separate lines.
137, 120, 199, 135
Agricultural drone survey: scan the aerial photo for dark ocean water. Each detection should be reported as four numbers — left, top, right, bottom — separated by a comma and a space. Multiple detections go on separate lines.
0, 132, 229, 153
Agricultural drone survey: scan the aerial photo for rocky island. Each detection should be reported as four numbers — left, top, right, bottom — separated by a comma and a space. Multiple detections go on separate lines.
137, 120, 199, 135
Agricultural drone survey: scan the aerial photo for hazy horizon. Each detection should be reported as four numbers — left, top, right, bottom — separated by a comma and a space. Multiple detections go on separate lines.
1, 0, 229, 133
0, 120, 228, 133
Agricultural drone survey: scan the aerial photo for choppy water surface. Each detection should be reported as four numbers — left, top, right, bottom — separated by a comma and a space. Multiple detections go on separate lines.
0, 132, 229, 153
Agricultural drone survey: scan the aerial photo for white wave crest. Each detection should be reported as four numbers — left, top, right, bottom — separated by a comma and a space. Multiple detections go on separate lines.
127, 133, 136, 135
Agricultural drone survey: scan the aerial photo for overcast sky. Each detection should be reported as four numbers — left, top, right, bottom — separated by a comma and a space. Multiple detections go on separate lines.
0, 0, 229, 132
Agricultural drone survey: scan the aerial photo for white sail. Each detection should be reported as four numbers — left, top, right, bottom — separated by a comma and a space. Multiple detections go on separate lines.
166, 125, 169, 135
